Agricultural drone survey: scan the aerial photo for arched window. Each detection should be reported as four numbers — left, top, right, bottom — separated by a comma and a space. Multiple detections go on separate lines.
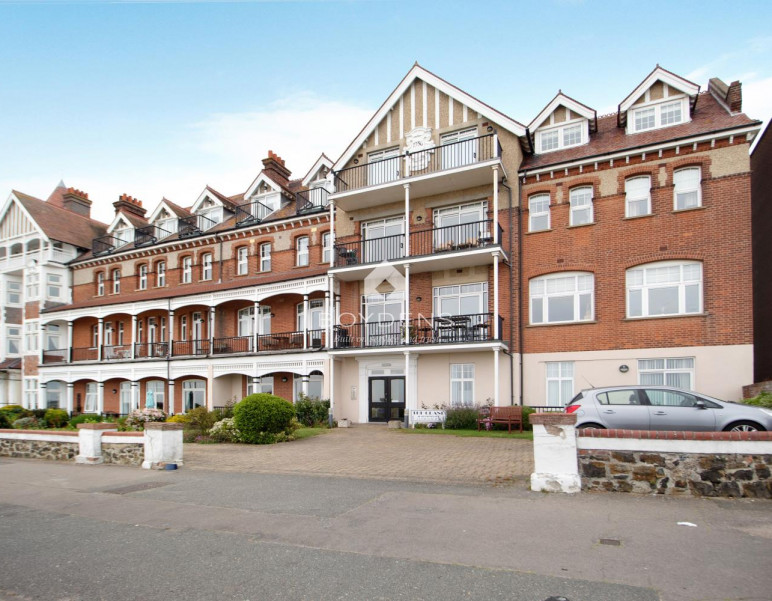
626, 261, 702, 318
530, 272, 594, 324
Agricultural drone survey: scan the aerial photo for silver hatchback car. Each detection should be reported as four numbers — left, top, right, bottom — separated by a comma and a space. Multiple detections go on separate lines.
565, 386, 772, 432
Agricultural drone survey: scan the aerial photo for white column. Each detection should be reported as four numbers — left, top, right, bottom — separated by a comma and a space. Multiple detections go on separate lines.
131, 381, 140, 411
39, 322, 45, 365
327, 275, 335, 348
492, 165, 499, 244
323, 290, 330, 349
329, 357, 335, 421
38, 381, 46, 410
404, 351, 411, 416
97, 382, 105, 415
97, 318, 104, 361
251, 376, 260, 396
494, 348, 500, 407
167, 380, 175, 415
168, 310, 175, 357
302, 294, 309, 350
403, 183, 410, 257
301, 374, 310, 397
67, 321, 73, 363
131, 315, 137, 359
404, 263, 411, 345
66, 382, 74, 415
253, 302, 260, 352
209, 307, 216, 351
493, 252, 500, 340
329, 200, 336, 267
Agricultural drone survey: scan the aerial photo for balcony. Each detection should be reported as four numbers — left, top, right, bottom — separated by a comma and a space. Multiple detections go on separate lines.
296, 188, 329, 214
134, 224, 171, 248
42, 348, 68, 364
178, 214, 216, 239
104, 344, 133, 361
92, 235, 129, 256
331, 134, 502, 210
332, 313, 502, 350
235, 200, 273, 227
133, 342, 169, 359
332, 219, 503, 278
212, 336, 253, 355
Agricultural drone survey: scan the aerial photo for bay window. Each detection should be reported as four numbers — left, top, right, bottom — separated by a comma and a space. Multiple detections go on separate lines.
626, 261, 702, 318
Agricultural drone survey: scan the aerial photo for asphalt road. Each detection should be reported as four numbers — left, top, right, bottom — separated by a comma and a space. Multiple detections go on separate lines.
0, 458, 770, 601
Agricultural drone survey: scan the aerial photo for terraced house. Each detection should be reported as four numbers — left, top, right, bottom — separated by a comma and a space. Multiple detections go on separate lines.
0, 63, 763, 419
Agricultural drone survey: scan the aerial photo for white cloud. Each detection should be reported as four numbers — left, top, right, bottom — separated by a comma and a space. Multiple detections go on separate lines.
741, 76, 772, 122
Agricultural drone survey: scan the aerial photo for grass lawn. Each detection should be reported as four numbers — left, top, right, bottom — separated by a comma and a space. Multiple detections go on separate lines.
398, 427, 533, 440
293, 426, 329, 440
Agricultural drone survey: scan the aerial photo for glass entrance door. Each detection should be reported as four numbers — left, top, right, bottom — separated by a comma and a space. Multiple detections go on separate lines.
368, 376, 406, 422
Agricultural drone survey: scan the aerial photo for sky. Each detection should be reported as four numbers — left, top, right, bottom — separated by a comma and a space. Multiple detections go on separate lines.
1, 0, 771, 225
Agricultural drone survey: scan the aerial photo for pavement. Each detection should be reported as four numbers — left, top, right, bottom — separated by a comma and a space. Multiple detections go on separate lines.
0, 428, 770, 601
184, 424, 534, 483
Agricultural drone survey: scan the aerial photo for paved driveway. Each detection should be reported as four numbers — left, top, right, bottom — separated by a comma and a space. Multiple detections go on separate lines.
184, 425, 534, 484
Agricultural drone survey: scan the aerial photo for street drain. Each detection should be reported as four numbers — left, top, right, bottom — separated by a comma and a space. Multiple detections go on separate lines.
103, 482, 169, 495
599, 538, 621, 546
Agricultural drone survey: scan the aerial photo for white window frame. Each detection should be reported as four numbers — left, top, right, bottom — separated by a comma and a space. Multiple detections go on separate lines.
202, 253, 213, 281
45, 324, 61, 351
248, 376, 274, 396
84, 382, 98, 413
367, 147, 401, 186
97, 272, 105, 296
260, 243, 271, 272
46, 381, 62, 409
433, 283, 488, 319
629, 96, 688, 133
6, 280, 21, 305
362, 217, 405, 262
569, 186, 593, 226
530, 272, 594, 325
46, 273, 63, 299
296, 236, 309, 267
529, 194, 550, 232
673, 167, 702, 211
120, 381, 132, 415
237, 247, 248, 275
182, 257, 192, 283
625, 176, 652, 218
440, 127, 478, 170
138, 264, 148, 290
322, 233, 331, 265
297, 299, 325, 331
546, 361, 574, 406
26, 272, 39, 299
450, 364, 475, 407
626, 261, 703, 318
638, 357, 694, 390
146, 380, 165, 410
156, 261, 166, 287
293, 374, 323, 401
7, 326, 21, 355
24, 321, 38, 353
24, 378, 38, 409
112, 269, 121, 294
537, 120, 587, 154
183, 379, 206, 412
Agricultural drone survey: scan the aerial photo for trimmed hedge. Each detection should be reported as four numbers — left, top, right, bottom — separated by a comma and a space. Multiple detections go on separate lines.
233, 393, 295, 444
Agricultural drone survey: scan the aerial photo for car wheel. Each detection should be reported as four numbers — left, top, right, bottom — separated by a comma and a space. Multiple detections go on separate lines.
577, 423, 605, 430
723, 421, 766, 432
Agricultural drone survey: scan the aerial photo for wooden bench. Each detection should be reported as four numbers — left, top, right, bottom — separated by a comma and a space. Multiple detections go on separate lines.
477, 406, 524, 433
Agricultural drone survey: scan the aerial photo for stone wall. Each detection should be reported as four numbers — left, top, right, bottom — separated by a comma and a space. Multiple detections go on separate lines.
579, 449, 772, 498
101, 443, 144, 466
0, 438, 79, 461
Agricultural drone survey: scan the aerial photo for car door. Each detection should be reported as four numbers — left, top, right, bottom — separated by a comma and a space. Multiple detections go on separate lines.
595, 389, 650, 429
642, 388, 716, 431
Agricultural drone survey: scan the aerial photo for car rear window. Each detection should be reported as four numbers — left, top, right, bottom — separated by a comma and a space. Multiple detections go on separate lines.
567, 392, 583, 405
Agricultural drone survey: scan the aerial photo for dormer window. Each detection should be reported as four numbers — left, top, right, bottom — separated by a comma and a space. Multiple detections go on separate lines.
198, 199, 223, 229
156, 209, 178, 236
619, 68, 699, 136
114, 223, 133, 246
630, 97, 687, 133
536, 121, 587, 154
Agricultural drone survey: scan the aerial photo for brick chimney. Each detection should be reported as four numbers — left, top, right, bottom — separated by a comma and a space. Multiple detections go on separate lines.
62, 187, 92, 218
708, 77, 743, 114
112, 193, 147, 219
262, 150, 291, 187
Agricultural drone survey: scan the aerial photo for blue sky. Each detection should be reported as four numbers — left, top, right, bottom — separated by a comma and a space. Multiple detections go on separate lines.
1, 0, 770, 224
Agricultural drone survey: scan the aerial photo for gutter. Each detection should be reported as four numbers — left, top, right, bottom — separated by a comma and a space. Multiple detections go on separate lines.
500, 180, 519, 406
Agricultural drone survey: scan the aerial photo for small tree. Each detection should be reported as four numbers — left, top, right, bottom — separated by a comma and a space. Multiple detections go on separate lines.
233, 393, 295, 444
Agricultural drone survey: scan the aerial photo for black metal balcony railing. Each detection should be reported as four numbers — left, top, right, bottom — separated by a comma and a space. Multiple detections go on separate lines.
235, 200, 273, 227
172, 339, 210, 356
178, 214, 216, 239
333, 233, 405, 267
71, 347, 98, 362
333, 313, 501, 349
103, 344, 133, 361
296, 188, 329, 214
333, 220, 503, 268
212, 336, 253, 355
134, 342, 169, 359
333, 133, 500, 193
42, 349, 68, 364
256, 331, 304, 351
134, 224, 171, 248
92, 235, 126, 256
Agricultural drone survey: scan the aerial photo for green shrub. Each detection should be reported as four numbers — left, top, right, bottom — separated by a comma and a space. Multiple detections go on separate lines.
44, 409, 69, 428
186, 406, 218, 433
294, 395, 330, 426
522, 406, 536, 431
29, 409, 48, 422
743, 391, 772, 409
208, 417, 241, 443
68, 413, 105, 427
166, 414, 190, 424
444, 406, 479, 429
0, 405, 29, 422
233, 393, 295, 444
13, 416, 41, 430
0, 412, 11, 429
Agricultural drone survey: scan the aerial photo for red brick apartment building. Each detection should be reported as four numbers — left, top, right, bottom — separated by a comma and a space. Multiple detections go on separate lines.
0, 64, 764, 422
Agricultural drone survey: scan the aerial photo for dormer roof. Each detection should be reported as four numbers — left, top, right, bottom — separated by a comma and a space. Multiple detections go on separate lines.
618, 65, 700, 126
301, 153, 334, 187
528, 91, 597, 133
243, 170, 295, 200
191, 186, 237, 214
148, 198, 190, 223
106, 211, 143, 234
332, 63, 527, 171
